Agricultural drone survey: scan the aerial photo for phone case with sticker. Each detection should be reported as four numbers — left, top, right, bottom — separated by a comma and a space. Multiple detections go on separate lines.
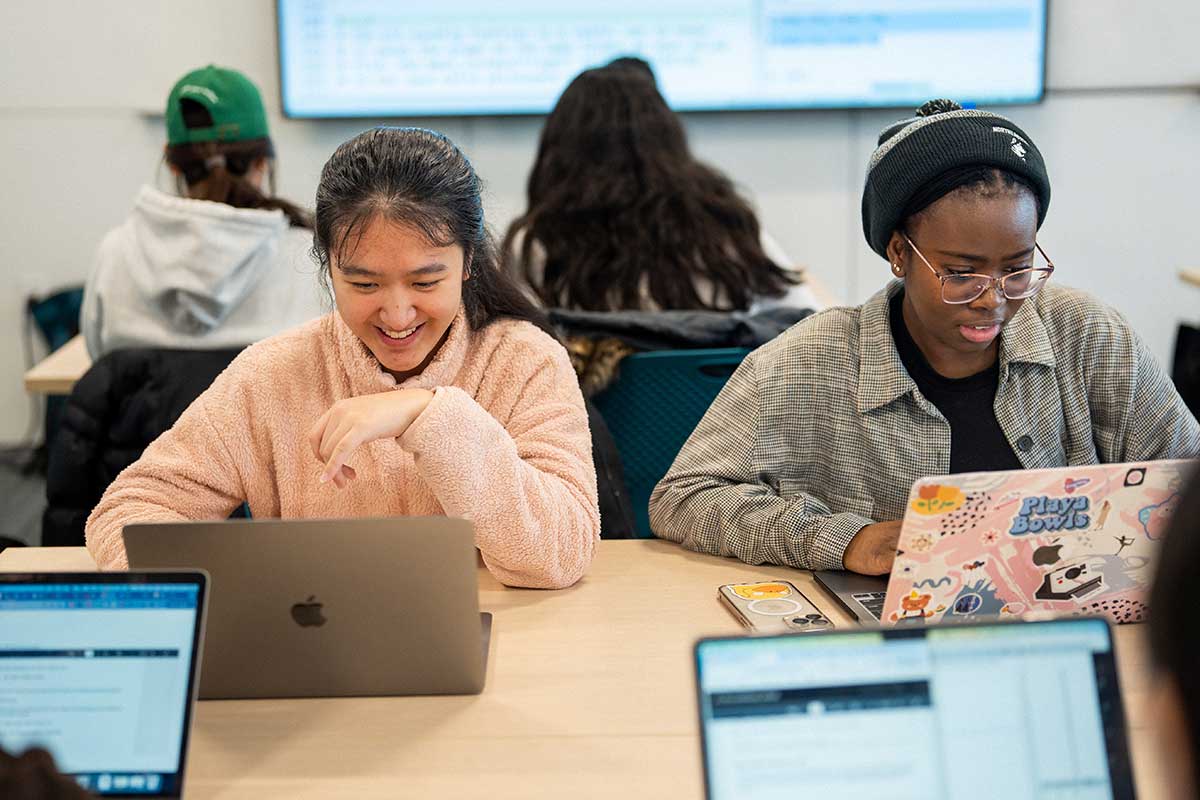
718, 580, 834, 633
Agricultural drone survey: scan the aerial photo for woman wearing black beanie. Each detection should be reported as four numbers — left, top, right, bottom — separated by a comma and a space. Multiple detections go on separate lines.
650, 100, 1199, 575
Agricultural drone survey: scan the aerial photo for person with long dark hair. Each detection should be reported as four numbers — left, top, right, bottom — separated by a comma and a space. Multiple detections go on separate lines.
503, 62, 820, 313
85, 127, 600, 589
651, 100, 1198, 575
81, 65, 322, 357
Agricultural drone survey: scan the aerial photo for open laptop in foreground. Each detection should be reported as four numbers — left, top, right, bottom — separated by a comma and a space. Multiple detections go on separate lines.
695, 617, 1134, 799
124, 517, 491, 700
0, 571, 207, 798
816, 458, 1193, 625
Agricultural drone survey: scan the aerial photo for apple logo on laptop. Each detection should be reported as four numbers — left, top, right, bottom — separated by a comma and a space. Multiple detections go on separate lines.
290, 596, 327, 627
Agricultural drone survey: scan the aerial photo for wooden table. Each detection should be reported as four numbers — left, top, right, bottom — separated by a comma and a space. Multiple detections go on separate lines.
0, 541, 1165, 799
23, 334, 91, 395
1181, 269, 1200, 289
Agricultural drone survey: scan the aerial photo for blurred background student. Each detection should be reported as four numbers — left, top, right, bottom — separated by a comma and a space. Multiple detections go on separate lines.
503, 58, 822, 314
80, 64, 323, 358
46, 65, 324, 546
1148, 467, 1200, 799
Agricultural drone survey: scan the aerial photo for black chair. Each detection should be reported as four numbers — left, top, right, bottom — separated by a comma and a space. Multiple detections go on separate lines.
43, 347, 243, 546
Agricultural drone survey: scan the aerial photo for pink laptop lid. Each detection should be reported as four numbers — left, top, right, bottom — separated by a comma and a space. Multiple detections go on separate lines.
881, 459, 1195, 626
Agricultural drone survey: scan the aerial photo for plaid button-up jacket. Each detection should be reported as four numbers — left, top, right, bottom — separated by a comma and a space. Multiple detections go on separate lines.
649, 281, 1200, 571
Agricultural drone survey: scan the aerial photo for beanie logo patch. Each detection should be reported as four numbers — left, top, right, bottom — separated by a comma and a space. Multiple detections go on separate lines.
992, 125, 1029, 145
992, 125, 1029, 160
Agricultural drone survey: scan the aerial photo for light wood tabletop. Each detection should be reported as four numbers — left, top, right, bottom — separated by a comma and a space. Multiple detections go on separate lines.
1181, 269, 1200, 289
23, 334, 91, 395
0, 541, 1167, 799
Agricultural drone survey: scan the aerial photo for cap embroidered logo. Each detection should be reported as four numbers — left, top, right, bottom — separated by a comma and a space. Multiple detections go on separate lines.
1011, 139, 1027, 159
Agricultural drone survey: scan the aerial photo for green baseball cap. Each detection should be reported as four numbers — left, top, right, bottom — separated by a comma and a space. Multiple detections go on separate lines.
165, 65, 269, 145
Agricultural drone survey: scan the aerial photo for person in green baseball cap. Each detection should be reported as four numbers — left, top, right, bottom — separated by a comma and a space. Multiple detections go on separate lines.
81, 65, 322, 359
165, 64, 271, 146
162, 64, 307, 226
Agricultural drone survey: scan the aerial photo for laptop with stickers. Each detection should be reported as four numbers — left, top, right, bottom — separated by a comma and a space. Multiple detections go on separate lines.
879, 459, 1194, 625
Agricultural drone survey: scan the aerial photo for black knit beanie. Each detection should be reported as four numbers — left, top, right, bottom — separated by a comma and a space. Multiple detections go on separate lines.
861, 99, 1051, 259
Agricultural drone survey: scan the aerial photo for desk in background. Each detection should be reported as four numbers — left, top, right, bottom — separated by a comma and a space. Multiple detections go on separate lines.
23, 334, 91, 395
0, 540, 1165, 799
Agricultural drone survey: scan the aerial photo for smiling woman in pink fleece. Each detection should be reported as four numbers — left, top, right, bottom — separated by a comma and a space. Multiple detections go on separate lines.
85, 127, 600, 589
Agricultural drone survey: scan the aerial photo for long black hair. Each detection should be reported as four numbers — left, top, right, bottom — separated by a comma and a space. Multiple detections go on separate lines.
313, 127, 551, 334
503, 65, 796, 312
1148, 466, 1200, 774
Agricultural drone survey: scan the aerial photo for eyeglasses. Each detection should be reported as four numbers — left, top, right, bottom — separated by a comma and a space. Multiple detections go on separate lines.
903, 234, 1055, 305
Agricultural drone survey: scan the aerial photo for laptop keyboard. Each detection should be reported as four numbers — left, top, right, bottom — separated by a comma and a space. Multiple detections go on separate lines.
852, 591, 887, 621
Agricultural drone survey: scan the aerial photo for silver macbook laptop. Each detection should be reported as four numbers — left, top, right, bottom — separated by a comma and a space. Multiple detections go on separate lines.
695, 618, 1134, 799
0, 571, 207, 798
123, 517, 490, 699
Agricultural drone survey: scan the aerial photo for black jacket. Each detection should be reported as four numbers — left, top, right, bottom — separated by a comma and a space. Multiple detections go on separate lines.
43, 348, 242, 546
548, 306, 812, 351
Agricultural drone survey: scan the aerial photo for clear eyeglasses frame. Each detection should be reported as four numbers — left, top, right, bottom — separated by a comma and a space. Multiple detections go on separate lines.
902, 233, 1055, 305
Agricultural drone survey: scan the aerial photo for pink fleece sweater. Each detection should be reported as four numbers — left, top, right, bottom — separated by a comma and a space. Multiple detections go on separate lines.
85, 309, 600, 588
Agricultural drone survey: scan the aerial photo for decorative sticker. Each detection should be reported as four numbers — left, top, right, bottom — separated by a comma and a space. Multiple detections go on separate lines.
1008, 495, 1090, 536
909, 484, 966, 516
730, 582, 791, 600
1063, 477, 1091, 494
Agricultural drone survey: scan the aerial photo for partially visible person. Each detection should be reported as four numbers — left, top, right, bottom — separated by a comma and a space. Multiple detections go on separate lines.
86, 127, 599, 589
1148, 467, 1200, 799
605, 54, 656, 81
651, 99, 1200, 575
81, 65, 323, 358
503, 61, 820, 314
0, 748, 90, 800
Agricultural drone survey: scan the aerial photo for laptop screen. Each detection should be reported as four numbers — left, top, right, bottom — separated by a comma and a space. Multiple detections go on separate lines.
0, 573, 206, 797
695, 619, 1134, 799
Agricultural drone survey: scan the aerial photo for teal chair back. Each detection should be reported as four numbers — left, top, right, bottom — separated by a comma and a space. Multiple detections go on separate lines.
592, 348, 750, 538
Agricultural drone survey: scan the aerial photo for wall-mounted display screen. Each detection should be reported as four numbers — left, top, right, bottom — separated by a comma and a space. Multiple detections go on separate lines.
277, 0, 1047, 117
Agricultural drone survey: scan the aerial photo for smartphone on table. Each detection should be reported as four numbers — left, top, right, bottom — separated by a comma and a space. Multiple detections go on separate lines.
718, 580, 834, 633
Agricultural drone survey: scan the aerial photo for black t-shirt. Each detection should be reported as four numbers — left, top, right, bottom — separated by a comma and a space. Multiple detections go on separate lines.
889, 291, 1023, 474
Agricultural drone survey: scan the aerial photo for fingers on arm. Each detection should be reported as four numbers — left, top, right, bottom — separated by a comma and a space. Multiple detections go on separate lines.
307, 408, 333, 462
322, 428, 364, 484
310, 403, 364, 486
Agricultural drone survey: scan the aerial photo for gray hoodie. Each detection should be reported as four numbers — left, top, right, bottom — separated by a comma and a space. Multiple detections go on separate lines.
82, 185, 326, 357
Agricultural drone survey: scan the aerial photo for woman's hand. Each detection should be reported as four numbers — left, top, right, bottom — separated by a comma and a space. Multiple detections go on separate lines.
842, 520, 902, 575
307, 389, 434, 487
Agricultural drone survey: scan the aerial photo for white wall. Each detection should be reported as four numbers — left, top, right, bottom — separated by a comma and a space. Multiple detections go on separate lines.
2, 1, 1198, 443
